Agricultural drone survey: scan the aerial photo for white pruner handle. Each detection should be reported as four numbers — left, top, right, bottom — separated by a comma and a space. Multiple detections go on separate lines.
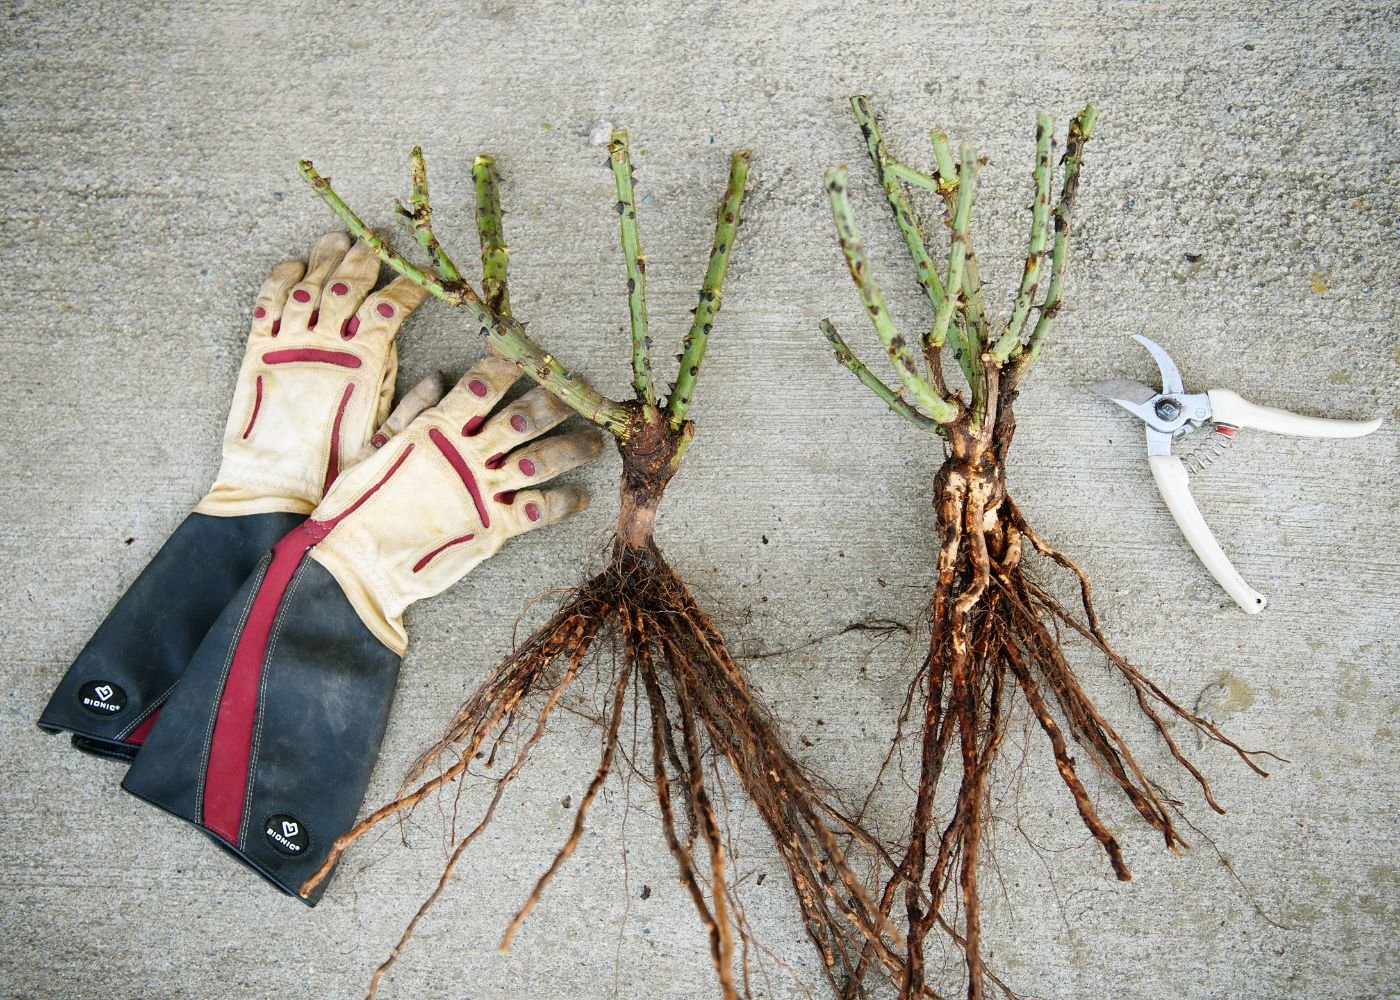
1207, 389, 1383, 438
1148, 454, 1268, 614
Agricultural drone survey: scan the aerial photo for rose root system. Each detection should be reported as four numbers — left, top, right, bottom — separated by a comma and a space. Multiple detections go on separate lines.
300, 446, 910, 999
865, 416, 1274, 1000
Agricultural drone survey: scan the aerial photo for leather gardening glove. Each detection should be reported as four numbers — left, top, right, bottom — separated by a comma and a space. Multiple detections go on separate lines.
39, 232, 434, 760
121, 356, 601, 901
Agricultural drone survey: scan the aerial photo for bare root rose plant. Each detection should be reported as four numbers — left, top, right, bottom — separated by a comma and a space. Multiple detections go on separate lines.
820, 97, 1275, 999
297, 136, 912, 998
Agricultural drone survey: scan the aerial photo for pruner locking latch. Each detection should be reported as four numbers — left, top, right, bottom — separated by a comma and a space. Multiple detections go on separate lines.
1093, 335, 1381, 614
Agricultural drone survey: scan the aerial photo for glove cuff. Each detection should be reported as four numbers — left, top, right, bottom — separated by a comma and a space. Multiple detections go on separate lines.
38, 510, 304, 758
121, 524, 402, 902
197, 468, 322, 518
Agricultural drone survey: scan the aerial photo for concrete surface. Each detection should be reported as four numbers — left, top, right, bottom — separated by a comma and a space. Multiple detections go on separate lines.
1, 1, 1396, 997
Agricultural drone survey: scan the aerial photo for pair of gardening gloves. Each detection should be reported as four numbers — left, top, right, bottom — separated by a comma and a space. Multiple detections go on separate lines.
38, 233, 600, 902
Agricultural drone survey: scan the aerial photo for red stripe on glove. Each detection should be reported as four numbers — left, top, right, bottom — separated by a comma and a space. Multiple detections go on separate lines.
412, 534, 477, 573
261, 349, 363, 369
323, 384, 355, 493
200, 445, 413, 846
428, 428, 491, 529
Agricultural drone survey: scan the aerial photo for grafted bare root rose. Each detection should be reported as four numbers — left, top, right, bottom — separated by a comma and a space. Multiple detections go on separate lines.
299, 134, 916, 999
820, 97, 1278, 999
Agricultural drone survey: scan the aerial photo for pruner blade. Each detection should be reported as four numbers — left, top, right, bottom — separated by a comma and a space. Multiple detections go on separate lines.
1091, 377, 1159, 425
1132, 334, 1185, 395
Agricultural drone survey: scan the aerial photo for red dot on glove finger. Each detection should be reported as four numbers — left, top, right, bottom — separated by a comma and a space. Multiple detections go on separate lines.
292, 289, 312, 303
519, 458, 536, 476
525, 502, 541, 522
376, 302, 395, 319
510, 414, 527, 432
461, 415, 486, 436
253, 305, 267, 319
370, 432, 388, 449
330, 282, 349, 296
468, 379, 488, 397
341, 315, 360, 339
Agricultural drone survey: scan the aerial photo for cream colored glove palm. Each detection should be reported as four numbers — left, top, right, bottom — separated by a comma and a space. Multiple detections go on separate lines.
307, 356, 602, 653
199, 231, 432, 517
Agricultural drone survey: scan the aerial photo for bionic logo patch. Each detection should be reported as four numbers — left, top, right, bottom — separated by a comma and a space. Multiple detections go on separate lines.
78, 681, 126, 716
264, 814, 309, 856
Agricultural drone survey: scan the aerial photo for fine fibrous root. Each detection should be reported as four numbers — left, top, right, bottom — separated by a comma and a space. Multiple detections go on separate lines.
822, 97, 1278, 999
298, 135, 914, 999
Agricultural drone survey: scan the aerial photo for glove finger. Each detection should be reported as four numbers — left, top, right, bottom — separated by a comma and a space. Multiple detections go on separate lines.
507, 485, 589, 534
371, 372, 447, 449
249, 259, 307, 338
315, 240, 382, 338
479, 385, 577, 443
374, 339, 399, 428
280, 232, 352, 335
434, 355, 524, 431
491, 429, 604, 491
343, 276, 430, 345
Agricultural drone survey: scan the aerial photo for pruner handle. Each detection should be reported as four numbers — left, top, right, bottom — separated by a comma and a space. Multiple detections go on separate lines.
1207, 389, 1383, 438
1148, 454, 1268, 614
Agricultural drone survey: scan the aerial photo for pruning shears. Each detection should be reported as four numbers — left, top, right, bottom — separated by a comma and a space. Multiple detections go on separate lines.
1093, 335, 1382, 614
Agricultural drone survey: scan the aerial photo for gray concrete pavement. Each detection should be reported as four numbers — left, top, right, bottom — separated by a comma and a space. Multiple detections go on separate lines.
1, 1, 1396, 997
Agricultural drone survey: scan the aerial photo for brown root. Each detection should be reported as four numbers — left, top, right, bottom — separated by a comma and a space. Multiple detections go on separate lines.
306, 523, 918, 999
866, 408, 1277, 1000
